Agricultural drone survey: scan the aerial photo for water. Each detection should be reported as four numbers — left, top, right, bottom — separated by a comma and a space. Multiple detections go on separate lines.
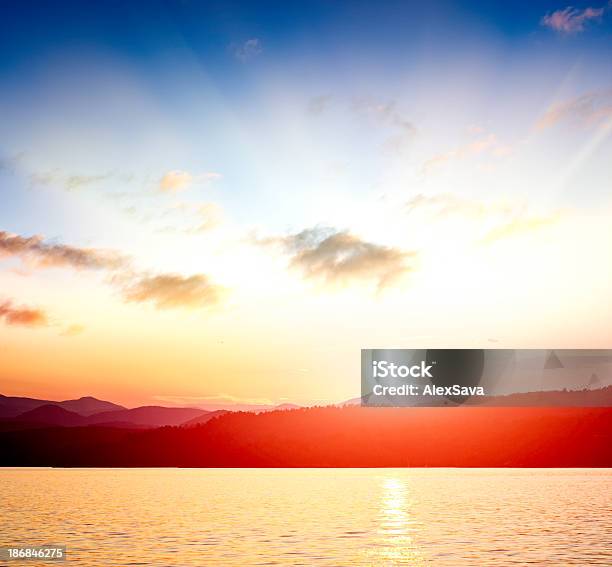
1, 468, 610, 566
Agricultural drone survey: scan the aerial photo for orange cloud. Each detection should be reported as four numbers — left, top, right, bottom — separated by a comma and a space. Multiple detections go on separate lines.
0, 229, 228, 312
159, 170, 193, 193
535, 91, 612, 130
0, 300, 48, 327
122, 274, 226, 310
159, 170, 222, 193
0, 230, 126, 270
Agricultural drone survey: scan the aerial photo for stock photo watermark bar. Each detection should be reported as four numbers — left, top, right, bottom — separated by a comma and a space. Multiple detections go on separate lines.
361, 349, 612, 407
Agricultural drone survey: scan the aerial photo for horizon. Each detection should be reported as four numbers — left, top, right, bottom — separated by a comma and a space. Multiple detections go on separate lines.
3, 383, 611, 413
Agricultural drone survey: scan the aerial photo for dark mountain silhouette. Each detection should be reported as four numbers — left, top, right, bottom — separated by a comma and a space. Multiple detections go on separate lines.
0, 399, 208, 430
0, 395, 51, 417
15, 404, 87, 427
53, 396, 125, 416
182, 409, 228, 427
0, 405, 609, 468
2, 405, 154, 431
84, 406, 205, 427
0, 394, 125, 418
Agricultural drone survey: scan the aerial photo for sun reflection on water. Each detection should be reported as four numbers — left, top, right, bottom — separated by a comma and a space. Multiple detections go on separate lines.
365, 476, 428, 565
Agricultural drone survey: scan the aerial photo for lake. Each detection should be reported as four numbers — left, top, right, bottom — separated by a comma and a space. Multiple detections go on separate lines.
1, 468, 610, 565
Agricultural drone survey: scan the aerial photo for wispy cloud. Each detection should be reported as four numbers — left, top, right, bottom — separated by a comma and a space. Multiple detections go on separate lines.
354, 99, 416, 133
259, 227, 417, 290
159, 170, 222, 193
60, 324, 85, 337
122, 273, 227, 310
63, 173, 113, 191
481, 215, 560, 244
405, 193, 561, 243
159, 170, 193, 193
231, 38, 263, 61
536, 90, 612, 130
0, 231, 127, 270
163, 202, 224, 234
353, 98, 417, 150
188, 203, 224, 233
0, 299, 48, 327
422, 133, 511, 175
24, 163, 220, 195
541, 4, 606, 34
406, 192, 515, 218
29, 170, 118, 191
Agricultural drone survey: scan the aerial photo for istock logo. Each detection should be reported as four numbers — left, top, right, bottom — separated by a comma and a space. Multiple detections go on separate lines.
372, 360, 433, 379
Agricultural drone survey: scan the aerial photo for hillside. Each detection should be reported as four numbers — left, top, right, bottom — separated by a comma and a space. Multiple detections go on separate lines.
0, 405, 610, 467
0, 394, 125, 418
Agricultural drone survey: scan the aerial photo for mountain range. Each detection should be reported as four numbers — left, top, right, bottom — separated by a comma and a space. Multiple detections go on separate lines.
0, 393, 302, 431
0, 388, 610, 467
0, 394, 125, 418
1, 404, 610, 468
0, 394, 209, 430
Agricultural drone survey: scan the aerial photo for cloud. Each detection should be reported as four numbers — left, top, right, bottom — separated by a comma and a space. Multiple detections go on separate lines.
541, 5, 605, 33
481, 215, 560, 244
405, 193, 560, 243
231, 38, 263, 61
60, 324, 85, 337
0, 229, 228, 311
0, 230, 127, 271
422, 133, 511, 175
352, 98, 418, 153
29, 170, 114, 191
261, 227, 416, 290
188, 203, 224, 233
159, 170, 193, 193
535, 90, 612, 130
159, 170, 222, 193
406, 192, 514, 218
63, 174, 112, 191
0, 300, 48, 327
353, 98, 417, 136
155, 201, 225, 234
122, 273, 227, 310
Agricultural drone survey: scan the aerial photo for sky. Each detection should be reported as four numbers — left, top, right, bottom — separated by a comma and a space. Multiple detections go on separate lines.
1, 0, 611, 408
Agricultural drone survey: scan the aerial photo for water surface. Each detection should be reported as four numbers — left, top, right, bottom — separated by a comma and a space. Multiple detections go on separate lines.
1, 468, 610, 565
